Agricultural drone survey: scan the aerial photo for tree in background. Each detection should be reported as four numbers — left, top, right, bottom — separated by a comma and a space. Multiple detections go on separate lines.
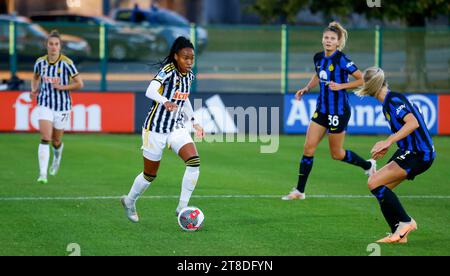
247, 0, 309, 24
250, 0, 449, 91
352, 0, 449, 91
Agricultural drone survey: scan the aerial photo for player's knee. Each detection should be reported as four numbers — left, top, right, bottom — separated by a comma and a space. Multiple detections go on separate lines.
185, 156, 200, 168
331, 150, 345, 161
52, 139, 62, 147
367, 175, 379, 191
303, 143, 316, 156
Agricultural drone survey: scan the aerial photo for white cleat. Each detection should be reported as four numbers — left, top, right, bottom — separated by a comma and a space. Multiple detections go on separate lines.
281, 188, 306, 201
176, 206, 186, 217
37, 175, 48, 184
365, 159, 377, 177
121, 196, 139, 223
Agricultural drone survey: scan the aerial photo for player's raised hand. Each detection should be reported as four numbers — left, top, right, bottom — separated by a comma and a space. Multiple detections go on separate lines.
164, 101, 178, 112
295, 87, 309, 101
371, 140, 391, 160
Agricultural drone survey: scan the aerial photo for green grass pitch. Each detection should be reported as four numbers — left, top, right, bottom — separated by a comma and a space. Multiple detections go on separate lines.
0, 133, 449, 256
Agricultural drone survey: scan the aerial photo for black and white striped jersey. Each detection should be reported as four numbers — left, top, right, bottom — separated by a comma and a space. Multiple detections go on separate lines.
33, 54, 79, 112
143, 63, 195, 134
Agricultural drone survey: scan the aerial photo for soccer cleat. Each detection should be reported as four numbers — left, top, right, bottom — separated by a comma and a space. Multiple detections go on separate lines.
376, 233, 396, 243
37, 175, 48, 184
376, 234, 409, 244
398, 237, 408, 244
377, 219, 417, 243
390, 219, 417, 242
281, 188, 306, 201
365, 159, 377, 177
176, 206, 185, 217
121, 196, 139, 223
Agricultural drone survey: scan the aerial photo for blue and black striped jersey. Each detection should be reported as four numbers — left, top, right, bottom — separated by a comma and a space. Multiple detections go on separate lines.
143, 63, 195, 134
33, 54, 79, 112
314, 51, 358, 115
383, 91, 435, 161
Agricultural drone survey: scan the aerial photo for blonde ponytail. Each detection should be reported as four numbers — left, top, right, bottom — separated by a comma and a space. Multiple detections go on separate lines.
355, 67, 387, 97
327, 21, 348, 51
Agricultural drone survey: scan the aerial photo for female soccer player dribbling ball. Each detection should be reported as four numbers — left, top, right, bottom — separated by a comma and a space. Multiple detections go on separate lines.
282, 22, 376, 201
356, 67, 435, 243
121, 37, 205, 223
30, 30, 84, 184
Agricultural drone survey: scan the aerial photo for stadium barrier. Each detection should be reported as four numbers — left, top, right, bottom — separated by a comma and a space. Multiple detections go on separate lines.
284, 93, 439, 135
438, 95, 450, 135
1, 91, 449, 135
0, 91, 134, 133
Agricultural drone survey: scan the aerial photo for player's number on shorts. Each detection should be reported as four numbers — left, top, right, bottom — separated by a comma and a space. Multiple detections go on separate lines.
328, 115, 339, 127
67, 243, 81, 256
61, 113, 69, 122
397, 151, 411, 161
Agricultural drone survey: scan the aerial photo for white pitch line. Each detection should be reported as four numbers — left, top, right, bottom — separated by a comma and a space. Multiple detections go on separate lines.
0, 194, 450, 201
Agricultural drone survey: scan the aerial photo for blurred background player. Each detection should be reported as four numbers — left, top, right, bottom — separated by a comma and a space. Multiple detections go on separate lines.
121, 37, 205, 223
30, 30, 84, 184
356, 67, 435, 243
282, 22, 376, 201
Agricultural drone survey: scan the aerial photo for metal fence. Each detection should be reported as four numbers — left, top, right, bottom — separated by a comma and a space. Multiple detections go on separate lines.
1, 20, 449, 93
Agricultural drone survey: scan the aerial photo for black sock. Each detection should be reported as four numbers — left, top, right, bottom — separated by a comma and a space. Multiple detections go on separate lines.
341, 150, 371, 170
371, 186, 411, 232
296, 156, 314, 193
53, 144, 62, 150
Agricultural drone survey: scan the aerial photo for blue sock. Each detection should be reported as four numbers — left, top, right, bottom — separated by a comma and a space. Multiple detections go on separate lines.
371, 186, 411, 232
341, 150, 371, 170
296, 156, 314, 193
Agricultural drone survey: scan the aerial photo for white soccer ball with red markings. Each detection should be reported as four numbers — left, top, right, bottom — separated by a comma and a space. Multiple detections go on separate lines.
177, 207, 205, 231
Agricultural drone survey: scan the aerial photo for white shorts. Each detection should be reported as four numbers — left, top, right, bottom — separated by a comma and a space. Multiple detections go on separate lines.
37, 106, 71, 130
141, 127, 194, 161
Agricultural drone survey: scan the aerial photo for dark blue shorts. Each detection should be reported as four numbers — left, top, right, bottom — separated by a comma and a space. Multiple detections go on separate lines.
311, 109, 351, 134
389, 149, 434, 180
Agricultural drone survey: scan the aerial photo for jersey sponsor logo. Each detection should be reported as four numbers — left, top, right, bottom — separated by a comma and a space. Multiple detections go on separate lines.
43, 76, 61, 84
173, 91, 190, 101
396, 104, 406, 116
319, 70, 328, 81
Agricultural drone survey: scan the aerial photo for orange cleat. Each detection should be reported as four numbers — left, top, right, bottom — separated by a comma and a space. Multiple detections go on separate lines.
376, 219, 417, 244
390, 219, 417, 242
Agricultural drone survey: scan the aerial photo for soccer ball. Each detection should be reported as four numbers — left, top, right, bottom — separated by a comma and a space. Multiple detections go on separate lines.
177, 207, 205, 231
